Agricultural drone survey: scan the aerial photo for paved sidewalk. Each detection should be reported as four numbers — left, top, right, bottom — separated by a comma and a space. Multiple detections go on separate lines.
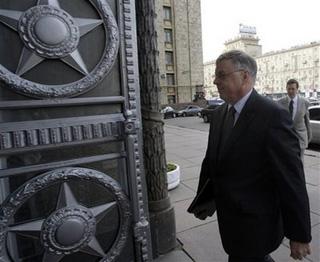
156, 125, 320, 262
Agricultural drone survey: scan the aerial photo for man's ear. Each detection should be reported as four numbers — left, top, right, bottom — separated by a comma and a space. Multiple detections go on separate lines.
242, 70, 249, 80
241, 71, 249, 84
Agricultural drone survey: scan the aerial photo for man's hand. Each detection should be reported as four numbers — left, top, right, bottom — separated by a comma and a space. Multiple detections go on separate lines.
289, 240, 311, 260
192, 201, 215, 220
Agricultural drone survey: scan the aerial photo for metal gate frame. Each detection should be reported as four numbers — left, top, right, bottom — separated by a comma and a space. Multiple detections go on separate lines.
0, 0, 152, 261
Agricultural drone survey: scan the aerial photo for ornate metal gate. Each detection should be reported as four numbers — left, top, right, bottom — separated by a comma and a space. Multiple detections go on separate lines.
0, 0, 152, 261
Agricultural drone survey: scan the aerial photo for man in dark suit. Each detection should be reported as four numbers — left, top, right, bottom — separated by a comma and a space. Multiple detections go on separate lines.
188, 50, 311, 262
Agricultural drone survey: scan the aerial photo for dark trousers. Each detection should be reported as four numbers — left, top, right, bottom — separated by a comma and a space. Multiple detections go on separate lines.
229, 254, 275, 262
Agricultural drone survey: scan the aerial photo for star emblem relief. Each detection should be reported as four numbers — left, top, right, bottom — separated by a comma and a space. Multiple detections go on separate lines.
0, 0, 103, 76
8, 182, 117, 261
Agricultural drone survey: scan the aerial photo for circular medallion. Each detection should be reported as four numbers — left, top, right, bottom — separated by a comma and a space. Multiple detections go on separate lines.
34, 17, 69, 45
41, 207, 96, 254
56, 218, 86, 245
0, 0, 119, 98
18, 5, 79, 58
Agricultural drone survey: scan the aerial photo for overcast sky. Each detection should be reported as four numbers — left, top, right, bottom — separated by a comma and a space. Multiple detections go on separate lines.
201, 0, 320, 62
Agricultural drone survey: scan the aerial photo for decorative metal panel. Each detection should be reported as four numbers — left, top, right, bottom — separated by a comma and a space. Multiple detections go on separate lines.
0, 0, 152, 261
0, 0, 119, 98
0, 114, 124, 152
0, 167, 131, 262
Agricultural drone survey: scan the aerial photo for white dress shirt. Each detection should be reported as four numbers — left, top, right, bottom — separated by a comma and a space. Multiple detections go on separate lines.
228, 89, 253, 125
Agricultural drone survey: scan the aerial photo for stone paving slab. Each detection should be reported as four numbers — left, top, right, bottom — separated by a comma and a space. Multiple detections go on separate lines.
305, 167, 320, 186
179, 166, 202, 181
172, 198, 217, 234
169, 183, 195, 203
167, 157, 199, 169
186, 156, 207, 166
306, 185, 320, 215
177, 221, 226, 262
171, 149, 205, 160
310, 211, 320, 227
304, 152, 320, 166
308, 224, 320, 262
181, 178, 199, 192
154, 250, 193, 262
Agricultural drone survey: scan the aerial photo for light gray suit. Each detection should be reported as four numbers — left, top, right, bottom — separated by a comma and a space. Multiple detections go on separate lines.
278, 95, 312, 151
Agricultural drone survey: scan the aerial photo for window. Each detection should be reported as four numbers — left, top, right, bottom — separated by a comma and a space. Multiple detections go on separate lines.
164, 7, 172, 21
167, 95, 176, 104
166, 73, 175, 85
165, 51, 174, 65
167, 87, 175, 93
164, 29, 173, 43
293, 56, 298, 71
309, 108, 320, 120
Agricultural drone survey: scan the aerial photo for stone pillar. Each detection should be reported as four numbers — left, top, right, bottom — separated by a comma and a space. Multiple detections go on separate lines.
135, 0, 177, 258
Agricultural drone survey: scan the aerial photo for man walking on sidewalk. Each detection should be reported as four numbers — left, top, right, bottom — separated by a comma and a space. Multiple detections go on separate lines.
278, 79, 312, 161
188, 50, 311, 262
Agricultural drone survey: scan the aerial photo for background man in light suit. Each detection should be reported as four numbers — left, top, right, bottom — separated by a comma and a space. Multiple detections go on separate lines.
188, 50, 311, 262
278, 79, 312, 159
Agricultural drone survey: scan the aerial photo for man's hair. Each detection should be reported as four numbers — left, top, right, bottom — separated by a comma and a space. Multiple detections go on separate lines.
286, 78, 299, 89
216, 50, 257, 80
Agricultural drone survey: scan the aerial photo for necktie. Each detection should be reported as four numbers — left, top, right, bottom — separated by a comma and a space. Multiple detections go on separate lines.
220, 106, 236, 151
289, 99, 294, 118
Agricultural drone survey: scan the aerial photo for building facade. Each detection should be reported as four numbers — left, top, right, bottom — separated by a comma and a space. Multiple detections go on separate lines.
204, 25, 320, 99
256, 44, 320, 98
155, 0, 204, 105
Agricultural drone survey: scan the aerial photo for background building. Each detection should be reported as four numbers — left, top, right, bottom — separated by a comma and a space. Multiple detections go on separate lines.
155, 0, 204, 105
256, 43, 320, 98
204, 24, 320, 99
203, 60, 217, 97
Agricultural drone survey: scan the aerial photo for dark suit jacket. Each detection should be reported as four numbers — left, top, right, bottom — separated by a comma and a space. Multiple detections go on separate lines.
192, 89, 311, 257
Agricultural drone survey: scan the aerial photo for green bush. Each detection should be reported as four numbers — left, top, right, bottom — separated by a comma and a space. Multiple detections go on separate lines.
167, 163, 177, 172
